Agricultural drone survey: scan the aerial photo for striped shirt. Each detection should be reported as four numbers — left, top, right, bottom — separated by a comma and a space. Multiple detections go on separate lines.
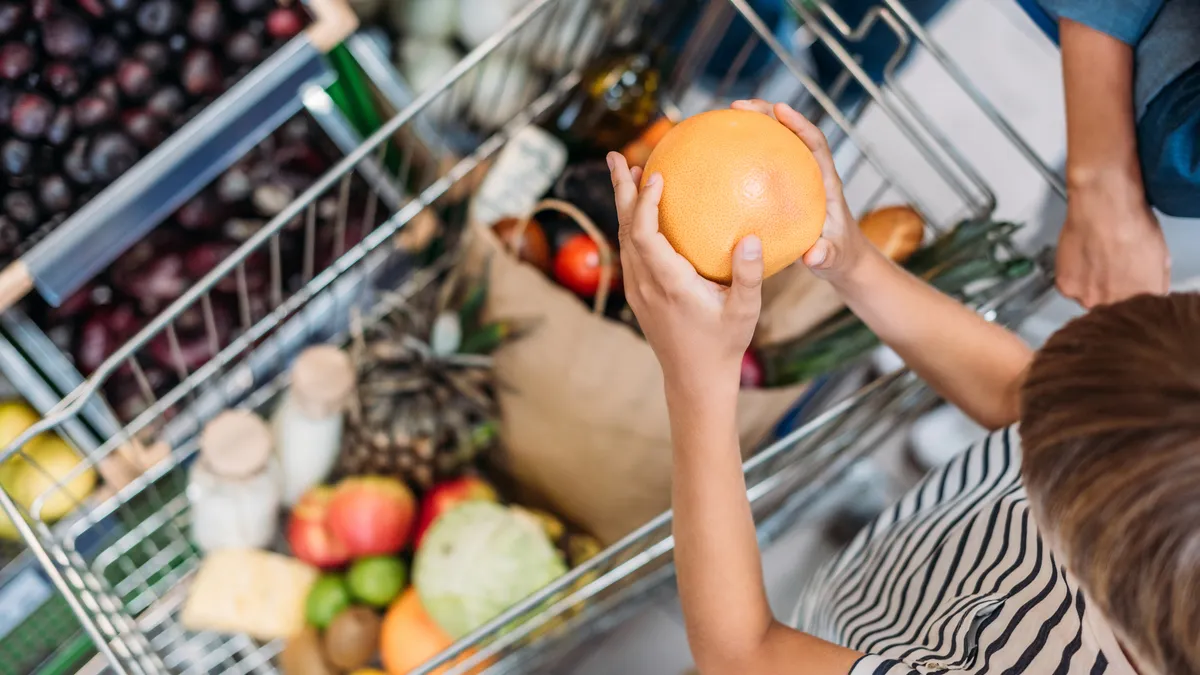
793, 426, 1138, 675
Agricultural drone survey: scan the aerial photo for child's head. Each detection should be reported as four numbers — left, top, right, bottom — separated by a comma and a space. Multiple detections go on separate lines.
1020, 293, 1200, 675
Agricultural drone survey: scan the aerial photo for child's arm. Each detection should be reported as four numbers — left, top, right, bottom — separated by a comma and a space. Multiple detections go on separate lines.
605, 101, 1032, 674
734, 100, 1033, 430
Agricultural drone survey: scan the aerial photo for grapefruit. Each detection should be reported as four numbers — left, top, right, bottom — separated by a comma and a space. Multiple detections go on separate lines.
641, 109, 826, 283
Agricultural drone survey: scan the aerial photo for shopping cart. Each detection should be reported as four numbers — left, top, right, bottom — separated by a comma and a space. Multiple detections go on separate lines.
0, 0, 1062, 673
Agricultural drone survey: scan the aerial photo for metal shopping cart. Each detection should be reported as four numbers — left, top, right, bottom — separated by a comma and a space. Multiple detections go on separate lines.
0, 0, 1063, 673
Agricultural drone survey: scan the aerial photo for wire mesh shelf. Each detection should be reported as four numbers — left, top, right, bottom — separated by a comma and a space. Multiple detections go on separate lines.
0, 0, 1060, 673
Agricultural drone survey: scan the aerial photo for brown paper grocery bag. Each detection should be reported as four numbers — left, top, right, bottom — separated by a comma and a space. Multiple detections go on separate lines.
465, 201, 843, 544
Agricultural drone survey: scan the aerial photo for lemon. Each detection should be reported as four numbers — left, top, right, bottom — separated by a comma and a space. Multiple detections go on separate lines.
16, 435, 96, 521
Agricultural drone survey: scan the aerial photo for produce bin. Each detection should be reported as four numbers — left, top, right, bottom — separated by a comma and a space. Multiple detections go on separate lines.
0, 0, 1063, 673
0, 0, 358, 313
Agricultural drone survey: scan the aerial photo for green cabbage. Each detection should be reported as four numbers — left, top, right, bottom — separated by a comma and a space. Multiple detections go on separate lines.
414, 501, 567, 638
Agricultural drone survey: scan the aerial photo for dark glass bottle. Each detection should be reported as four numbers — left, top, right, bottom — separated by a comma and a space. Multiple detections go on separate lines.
550, 0, 692, 157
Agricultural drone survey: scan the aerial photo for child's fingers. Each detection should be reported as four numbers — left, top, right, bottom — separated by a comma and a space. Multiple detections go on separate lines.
609, 152, 641, 248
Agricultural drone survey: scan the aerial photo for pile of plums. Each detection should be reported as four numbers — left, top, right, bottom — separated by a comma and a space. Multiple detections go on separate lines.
0, 0, 308, 262
32, 116, 379, 423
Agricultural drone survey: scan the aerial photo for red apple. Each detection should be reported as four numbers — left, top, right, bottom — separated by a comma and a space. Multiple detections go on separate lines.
414, 476, 499, 548
287, 487, 351, 569
326, 476, 416, 557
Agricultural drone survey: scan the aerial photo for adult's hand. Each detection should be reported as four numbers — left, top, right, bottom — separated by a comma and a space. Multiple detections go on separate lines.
1056, 179, 1170, 307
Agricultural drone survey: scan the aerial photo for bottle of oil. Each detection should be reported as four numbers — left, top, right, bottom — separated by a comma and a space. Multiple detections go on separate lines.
550, 0, 693, 157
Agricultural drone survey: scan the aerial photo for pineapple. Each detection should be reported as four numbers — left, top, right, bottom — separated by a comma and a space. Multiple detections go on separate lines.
335, 269, 512, 491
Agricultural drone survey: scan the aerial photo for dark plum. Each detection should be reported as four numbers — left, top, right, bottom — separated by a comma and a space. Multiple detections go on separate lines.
135, 0, 180, 36
0, 42, 34, 80
185, 242, 267, 293
116, 251, 187, 314
111, 18, 134, 40
0, 216, 18, 256
63, 137, 93, 185
0, 4, 24, 37
31, 0, 55, 22
3, 190, 38, 227
121, 108, 164, 148
222, 217, 264, 242
73, 94, 113, 128
75, 304, 137, 374
88, 131, 139, 183
252, 182, 293, 217
10, 92, 54, 139
1, 138, 31, 176
187, 0, 224, 44
146, 85, 184, 119
231, 0, 267, 14
266, 8, 304, 41
76, 0, 106, 18
167, 32, 187, 53
224, 30, 260, 65
37, 174, 73, 213
134, 41, 170, 74
48, 282, 106, 322
117, 58, 155, 99
42, 14, 92, 60
45, 107, 74, 146
174, 191, 219, 230
91, 35, 121, 70
0, 86, 11, 124
216, 165, 251, 203
148, 318, 225, 371
94, 75, 119, 103
181, 48, 221, 96
44, 61, 81, 100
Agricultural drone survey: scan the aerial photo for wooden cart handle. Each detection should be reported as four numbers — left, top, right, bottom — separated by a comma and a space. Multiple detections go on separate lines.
306, 0, 360, 54
0, 261, 33, 316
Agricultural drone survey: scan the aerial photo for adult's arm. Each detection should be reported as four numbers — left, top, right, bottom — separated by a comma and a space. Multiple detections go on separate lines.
1053, 16, 1169, 306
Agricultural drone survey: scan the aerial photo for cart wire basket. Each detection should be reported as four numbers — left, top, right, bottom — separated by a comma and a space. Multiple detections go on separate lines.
0, 0, 1062, 673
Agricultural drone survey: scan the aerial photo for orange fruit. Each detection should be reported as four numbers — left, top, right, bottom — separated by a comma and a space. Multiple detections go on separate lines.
641, 109, 826, 284
380, 589, 487, 675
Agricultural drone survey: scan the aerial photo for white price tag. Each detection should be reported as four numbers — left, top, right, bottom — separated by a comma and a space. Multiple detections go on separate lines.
471, 125, 568, 226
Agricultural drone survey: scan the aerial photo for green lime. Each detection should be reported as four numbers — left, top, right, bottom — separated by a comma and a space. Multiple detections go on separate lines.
346, 556, 407, 608
306, 574, 352, 628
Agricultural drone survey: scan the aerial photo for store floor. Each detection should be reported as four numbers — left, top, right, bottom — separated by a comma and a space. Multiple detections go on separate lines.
566, 0, 1199, 673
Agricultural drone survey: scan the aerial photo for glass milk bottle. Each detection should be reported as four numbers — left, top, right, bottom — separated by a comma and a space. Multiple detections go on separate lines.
273, 345, 355, 505
188, 410, 281, 552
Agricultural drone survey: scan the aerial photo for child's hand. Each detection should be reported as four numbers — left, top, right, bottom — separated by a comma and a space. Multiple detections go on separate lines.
730, 100, 875, 285
607, 152, 761, 400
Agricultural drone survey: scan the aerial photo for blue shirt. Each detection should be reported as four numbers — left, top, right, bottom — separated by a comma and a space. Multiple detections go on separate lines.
1031, 0, 1200, 217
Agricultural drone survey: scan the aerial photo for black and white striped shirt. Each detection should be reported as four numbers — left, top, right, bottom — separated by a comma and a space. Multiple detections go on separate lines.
794, 426, 1137, 675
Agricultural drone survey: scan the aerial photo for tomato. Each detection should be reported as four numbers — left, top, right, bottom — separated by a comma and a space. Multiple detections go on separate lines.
553, 234, 619, 297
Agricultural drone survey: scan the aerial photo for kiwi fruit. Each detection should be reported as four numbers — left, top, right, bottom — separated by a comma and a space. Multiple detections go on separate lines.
323, 606, 382, 671
279, 627, 336, 675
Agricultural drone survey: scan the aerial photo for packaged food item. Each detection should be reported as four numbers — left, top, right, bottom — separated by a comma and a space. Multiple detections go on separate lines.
188, 409, 281, 552
273, 345, 355, 505
181, 548, 318, 641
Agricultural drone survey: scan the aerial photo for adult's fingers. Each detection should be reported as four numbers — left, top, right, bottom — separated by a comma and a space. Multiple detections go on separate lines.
727, 235, 764, 320
609, 152, 639, 247
774, 103, 843, 198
